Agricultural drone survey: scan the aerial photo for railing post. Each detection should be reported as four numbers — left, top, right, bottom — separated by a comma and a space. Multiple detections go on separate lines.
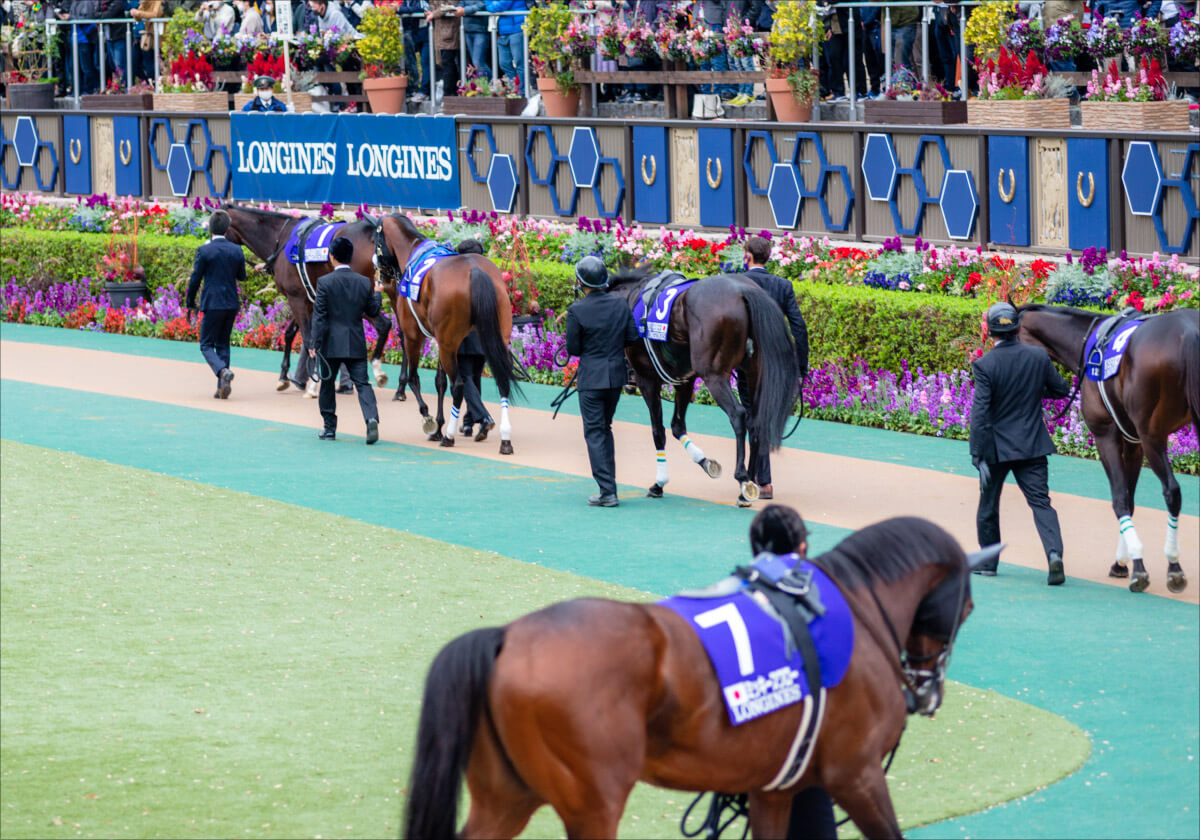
848, 7, 857, 114
490, 16, 498, 82
920, 5, 930, 84
958, 6, 967, 101
430, 25, 437, 105
522, 27, 529, 98
99, 23, 107, 91
154, 20, 161, 87
72, 23, 81, 106
459, 15, 466, 89
884, 7, 892, 93
126, 24, 133, 91
810, 11, 818, 70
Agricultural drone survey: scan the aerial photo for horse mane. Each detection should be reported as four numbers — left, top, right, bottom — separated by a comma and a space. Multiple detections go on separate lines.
811, 517, 965, 591
1016, 302, 1101, 319
222, 203, 295, 222
387, 212, 427, 244
607, 266, 657, 289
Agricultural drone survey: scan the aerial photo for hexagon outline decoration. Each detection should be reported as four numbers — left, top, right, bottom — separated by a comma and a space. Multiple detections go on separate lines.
861, 133, 898, 202
523, 125, 560, 186
568, 126, 601, 190
817, 165, 855, 233
1122, 140, 1163, 218
13, 116, 39, 167
591, 158, 625, 219
465, 124, 497, 184
486, 153, 519, 214
743, 130, 778, 197
793, 131, 830, 169
1149, 142, 1200, 254
0, 124, 18, 191
166, 142, 194, 198
203, 142, 233, 198
148, 118, 176, 170
767, 163, 802, 230
788, 134, 821, 199
938, 169, 979, 241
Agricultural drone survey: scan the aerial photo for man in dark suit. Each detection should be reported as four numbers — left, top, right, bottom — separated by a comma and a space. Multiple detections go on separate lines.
308, 237, 383, 444
739, 235, 809, 499
970, 302, 1071, 585
187, 209, 244, 399
565, 256, 640, 507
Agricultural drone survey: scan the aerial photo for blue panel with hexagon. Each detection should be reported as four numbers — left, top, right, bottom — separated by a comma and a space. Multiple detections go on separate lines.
1122, 141, 1163, 217
767, 163, 802, 229
988, 135, 1030, 247
486, 153, 518, 214
1, 115, 59, 192
149, 117, 230, 199
568, 127, 601, 189
1067, 137, 1109, 251
1148, 142, 1199, 255
861, 133, 898, 202
938, 170, 978, 241
465, 123, 497, 183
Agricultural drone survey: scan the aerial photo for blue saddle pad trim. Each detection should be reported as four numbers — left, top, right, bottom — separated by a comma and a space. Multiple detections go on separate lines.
401, 239, 456, 301
1084, 317, 1145, 381
633, 280, 698, 341
283, 221, 342, 265
660, 557, 854, 726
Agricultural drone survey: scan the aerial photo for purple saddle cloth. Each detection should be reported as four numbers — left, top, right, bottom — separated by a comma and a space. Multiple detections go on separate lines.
283, 221, 342, 264
1084, 316, 1146, 381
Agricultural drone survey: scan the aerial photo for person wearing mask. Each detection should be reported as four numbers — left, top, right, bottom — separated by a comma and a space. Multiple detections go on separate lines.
260, 0, 276, 33
565, 256, 640, 508
242, 74, 290, 109
186, 210, 244, 400
484, 0, 525, 87
308, 236, 383, 444
969, 302, 1071, 585
235, 0, 263, 33
737, 236, 808, 500
307, 0, 356, 34
426, 0, 462, 100
458, 0, 490, 80
198, 0, 235, 39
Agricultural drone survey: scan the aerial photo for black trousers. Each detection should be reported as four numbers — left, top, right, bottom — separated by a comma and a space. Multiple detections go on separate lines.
452, 353, 490, 427
787, 787, 836, 840
318, 356, 378, 433
579, 387, 621, 496
199, 308, 237, 379
735, 372, 771, 486
976, 456, 1063, 559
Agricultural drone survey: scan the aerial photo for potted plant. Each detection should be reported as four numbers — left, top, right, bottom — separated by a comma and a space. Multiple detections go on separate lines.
357, 5, 407, 114
3, 2, 59, 110
1081, 57, 1190, 131
968, 48, 1072, 128
98, 229, 149, 310
765, 0, 823, 122
865, 65, 965, 125
442, 67, 527, 115
154, 50, 228, 110
82, 77, 157, 110
963, 0, 1017, 63
524, 0, 583, 117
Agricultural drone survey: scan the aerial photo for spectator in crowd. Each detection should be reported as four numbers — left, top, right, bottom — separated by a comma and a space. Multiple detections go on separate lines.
426, 0, 462, 101
857, 6, 884, 96
726, 0, 758, 103
65, 0, 100, 95
99, 0, 128, 86
130, 0, 163, 81
235, 0, 263, 33
885, 0, 920, 72
931, 1, 961, 91
1092, 0, 1162, 28
399, 0, 431, 101
260, 0, 276, 33
818, 0, 865, 101
293, 0, 317, 33
485, 0, 526, 89
697, 0, 734, 102
459, 0, 491, 80
198, 0, 235, 39
617, 0, 666, 102
307, 0, 356, 34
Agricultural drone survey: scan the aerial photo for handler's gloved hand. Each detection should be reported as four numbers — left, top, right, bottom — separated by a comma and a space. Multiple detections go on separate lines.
186, 307, 198, 325
977, 460, 992, 486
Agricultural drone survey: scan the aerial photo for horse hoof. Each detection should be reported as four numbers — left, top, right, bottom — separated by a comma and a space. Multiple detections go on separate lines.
1129, 571, 1150, 593
1167, 563, 1187, 594
647, 484, 664, 499
499, 440, 514, 456
736, 495, 753, 508
392, 391, 407, 402
740, 481, 760, 502
440, 436, 455, 448
427, 431, 442, 442
276, 379, 290, 392
1108, 562, 1130, 579
702, 458, 722, 479
376, 374, 389, 387
421, 416, 437, 435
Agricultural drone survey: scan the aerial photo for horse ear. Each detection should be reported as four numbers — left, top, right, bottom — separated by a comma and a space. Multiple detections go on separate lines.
966, 543, 1004, 571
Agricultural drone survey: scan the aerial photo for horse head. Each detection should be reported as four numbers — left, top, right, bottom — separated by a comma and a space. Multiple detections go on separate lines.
1015, 304, 1100, 375
377, 213, 425, 284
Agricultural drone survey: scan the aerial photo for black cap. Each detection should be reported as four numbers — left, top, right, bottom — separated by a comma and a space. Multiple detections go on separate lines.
986, 302, 1019, 336
253, 75, 275, 90
575, 255, 608, 289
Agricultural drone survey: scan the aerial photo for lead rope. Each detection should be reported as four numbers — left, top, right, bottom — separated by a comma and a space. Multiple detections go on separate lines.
1048, 316, 1099, 422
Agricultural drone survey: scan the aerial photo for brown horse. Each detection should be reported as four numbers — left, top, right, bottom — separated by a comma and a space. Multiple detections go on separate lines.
609, 270, 800, 506
221, 205, 392, 394
1016, 304, 1200, 593
405, 517, 990, 840
374, 213, 520, 454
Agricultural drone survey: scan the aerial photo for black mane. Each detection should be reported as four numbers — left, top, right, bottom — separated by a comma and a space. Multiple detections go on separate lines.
811, 517, 965, 591
389, 212, 427, 243
223, 203, 293, 222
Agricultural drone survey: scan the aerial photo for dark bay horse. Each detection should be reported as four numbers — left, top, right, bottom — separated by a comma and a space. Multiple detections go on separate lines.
610, 271, 799, 506
374, 213, 520, 454
1016, 304, 1200, 593
405, 517, 987, 839
221, 205, 392, 394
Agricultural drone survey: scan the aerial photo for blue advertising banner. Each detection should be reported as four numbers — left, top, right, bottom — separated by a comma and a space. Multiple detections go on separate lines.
230, 113, 460, 209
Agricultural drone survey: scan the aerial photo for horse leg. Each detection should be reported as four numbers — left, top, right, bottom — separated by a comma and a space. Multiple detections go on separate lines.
638, 372, 670, 498
671, 379, 722, 480
1097, 434, 1150, 592
826, 765, 903, 839
460, 699, 544, 839
298, 318, 319, 398
1141, 437, 1187, 593
369, 312, 390, 387
278, 320, 298, 390
404, 333, 435, 435
746, 790, 800, 840
434, 349, 456, 448
703, 372, 755, 506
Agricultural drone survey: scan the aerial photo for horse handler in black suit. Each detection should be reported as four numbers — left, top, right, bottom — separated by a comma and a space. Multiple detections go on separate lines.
187, 209, 245, 399
565, 256, 640, 507
738, 235, 809, 499
969, 302, 1071, 585
308, 237, 383, 444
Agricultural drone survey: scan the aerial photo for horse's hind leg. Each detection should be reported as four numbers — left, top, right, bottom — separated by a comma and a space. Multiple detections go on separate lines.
369, 312, 390, 387
746, 790, 798, 840
826, 764, 903, 839
669, 379, 722, 480
434, 349, 456, 447
638, 373, 670, 498
278, 320, 299, 390
1142, 437, 1187, 593
461, 714, 543, 840
703, 372, 755, 505
1098, 434, 1151, 591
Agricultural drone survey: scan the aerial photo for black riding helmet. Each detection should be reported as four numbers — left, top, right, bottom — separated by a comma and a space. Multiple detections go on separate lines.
575, 256, 608, 289
986, 302, 1019, 337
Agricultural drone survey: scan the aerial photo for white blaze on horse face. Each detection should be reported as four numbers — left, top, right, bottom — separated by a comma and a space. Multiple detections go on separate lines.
1118, 515, 1144, 560
1165, 514, 1180, 561
656, 450, 670, 486
680, 434, 706, 464
499, 397, 512, 442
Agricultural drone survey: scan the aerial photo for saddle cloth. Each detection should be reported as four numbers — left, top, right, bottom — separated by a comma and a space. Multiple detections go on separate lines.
632, 273, 695, 341
283, 220, 342, 264
400, 239, 456, 301
1084, 314, 1146, 381
660, 555, 854, 726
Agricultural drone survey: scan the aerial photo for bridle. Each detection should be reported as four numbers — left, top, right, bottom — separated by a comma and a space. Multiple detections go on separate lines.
1042, 313, 1100, 423
373, 224, 400, 283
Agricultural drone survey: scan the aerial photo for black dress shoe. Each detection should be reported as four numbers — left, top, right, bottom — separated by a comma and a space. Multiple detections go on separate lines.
475, 419, 495, 442
218, 368, 234, 399
971, 564, 998, 577
365, 419, 379, 445
1047, 552, 1065, 586
587, 494, 619, 507
318, 430, 336, 441
337, 384, 354, 394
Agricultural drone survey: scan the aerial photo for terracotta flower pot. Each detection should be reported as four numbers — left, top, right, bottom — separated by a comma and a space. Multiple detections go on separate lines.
765, 76, 812, 123
363, 74, 408, 114
536, 76, 580, 118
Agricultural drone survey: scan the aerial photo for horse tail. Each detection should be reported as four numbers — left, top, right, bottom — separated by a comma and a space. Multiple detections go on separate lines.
404, 626, 506, 840
469, 266, 523, 401
741, 283, 800, 450
1185, 323, 1200, 436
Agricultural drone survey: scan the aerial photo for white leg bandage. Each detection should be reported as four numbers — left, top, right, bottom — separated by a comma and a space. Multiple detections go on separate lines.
446, 404, 458, 441
1114, 533, 1130, 566
1165, 514, 1180, 562
1118, 515, 1144, 560
306, 378, 319, 398
655, 450, 670, 487
680, 434, 706, 464
371, 358, 384, 383
499, 397, 511, 442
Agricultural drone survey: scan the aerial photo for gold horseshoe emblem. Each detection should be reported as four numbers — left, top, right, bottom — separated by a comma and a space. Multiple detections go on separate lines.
641, 154, 657, 187
119, 139, 132, 166
997, 168, 1015, 204
1077, 171, 1095, 208
69, 138, 82, 165
706, 157, 722, 190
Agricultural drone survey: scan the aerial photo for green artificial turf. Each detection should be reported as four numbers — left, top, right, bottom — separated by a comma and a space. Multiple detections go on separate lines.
0, 441, 1088, 839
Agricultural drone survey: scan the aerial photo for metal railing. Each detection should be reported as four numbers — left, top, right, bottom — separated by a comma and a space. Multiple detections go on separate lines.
44, 16, 171, 105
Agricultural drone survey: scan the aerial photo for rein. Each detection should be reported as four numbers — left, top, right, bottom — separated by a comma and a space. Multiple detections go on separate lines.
780, 374, 807, 441
1047, 315, 1100, 423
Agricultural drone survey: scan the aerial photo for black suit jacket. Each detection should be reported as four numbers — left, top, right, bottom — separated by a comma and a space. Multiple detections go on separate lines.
186, 237, 245, 311
310, 266, 383, 360
565, 289, 639, 390
744, 266, 810, 375
969, 340, 1070, 465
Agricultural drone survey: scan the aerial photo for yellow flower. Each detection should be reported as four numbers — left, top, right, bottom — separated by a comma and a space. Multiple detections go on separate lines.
965, 0, 1017, 61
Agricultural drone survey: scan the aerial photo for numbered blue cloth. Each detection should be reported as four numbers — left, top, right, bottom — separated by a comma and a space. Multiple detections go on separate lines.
633, 280, 698, 341
1084, 317, 1146, 381
283, 221, 342, 265
400, 239, 456, 301
659, 556, 854, 726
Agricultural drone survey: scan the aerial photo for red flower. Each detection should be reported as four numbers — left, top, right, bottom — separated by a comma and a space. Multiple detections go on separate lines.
1029, 258, 1055, 280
